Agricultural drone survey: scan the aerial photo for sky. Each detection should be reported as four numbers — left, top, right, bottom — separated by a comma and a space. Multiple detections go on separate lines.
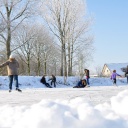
0, 76, 128, 128
86, 0, 128, 70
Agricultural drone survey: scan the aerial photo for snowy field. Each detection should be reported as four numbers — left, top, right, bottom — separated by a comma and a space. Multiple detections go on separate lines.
0, 76, 128, 128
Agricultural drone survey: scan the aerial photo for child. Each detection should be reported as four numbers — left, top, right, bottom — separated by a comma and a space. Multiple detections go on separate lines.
73, 79, 87, 88
84, 69, 90, 85
40, 75, 52, 88
110, 70, 122, 85
48, 74, 56, 87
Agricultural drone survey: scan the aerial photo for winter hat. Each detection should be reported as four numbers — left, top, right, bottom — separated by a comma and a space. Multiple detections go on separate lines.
9, 54, 15, 59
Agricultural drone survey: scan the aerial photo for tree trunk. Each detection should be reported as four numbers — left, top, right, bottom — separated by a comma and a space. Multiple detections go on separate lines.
44, 57, 47, 75
37, 56, 41, 76
70, 42, 74, 75
61, 44, 64, 76
27, 55, 30, 76
6, 30, 11, 59
68, 40, 71, 76
6, 7, 11, 59
63, 42, 67, 77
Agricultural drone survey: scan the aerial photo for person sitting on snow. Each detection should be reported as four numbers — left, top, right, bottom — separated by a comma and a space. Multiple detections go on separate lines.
73, 79, 87, 88
40, 75, 52, 88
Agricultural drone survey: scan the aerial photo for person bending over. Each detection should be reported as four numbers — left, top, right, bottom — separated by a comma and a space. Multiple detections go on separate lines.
40, 75, 52, 88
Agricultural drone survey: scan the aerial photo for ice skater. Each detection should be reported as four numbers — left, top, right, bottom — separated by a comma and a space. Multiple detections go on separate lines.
125, 67, 128, 83
0, 54, 22, 92
48, 74, 56, 87
110, 70, 122, 85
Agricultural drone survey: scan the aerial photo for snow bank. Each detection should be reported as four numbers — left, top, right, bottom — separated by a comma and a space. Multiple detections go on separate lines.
0, 90, 128, 128
0, 76, 127, 90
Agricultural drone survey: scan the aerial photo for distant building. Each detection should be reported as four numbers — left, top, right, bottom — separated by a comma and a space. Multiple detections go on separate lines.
102, 63, 128, 77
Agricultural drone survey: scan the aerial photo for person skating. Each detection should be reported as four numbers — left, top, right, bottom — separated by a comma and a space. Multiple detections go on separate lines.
110, 70, 122, 85
125, 71, 128, 83
0, 54, 22, 92
40, 75, 52, 88
48, 74, 56, 87
125, 66, 128, 83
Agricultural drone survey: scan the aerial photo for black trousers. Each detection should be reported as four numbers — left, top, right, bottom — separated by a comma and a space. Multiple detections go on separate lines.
51, 81, 56, 87
113, 78, 116, 84
43, 82, 52, 88
127, 77, 128, 83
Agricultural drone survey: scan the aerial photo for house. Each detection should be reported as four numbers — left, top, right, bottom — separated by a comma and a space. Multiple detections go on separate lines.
102, 63, 128, 77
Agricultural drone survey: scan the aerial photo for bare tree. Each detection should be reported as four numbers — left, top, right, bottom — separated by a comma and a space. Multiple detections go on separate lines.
95, 65, 102, 77
13, 24, 35, 75
30, 24, 61, 76
40, 0, 93, 77
0, 0, 33, 59
13, 23, 61, 76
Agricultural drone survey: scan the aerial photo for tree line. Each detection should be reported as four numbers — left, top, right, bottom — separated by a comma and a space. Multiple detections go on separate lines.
0, 0, 94, 76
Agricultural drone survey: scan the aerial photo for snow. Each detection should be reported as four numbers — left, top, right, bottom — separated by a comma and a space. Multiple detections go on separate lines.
0, 76, 128, 128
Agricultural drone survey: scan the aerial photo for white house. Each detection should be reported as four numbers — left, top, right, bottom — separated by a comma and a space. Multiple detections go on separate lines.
102, 63, 128, 77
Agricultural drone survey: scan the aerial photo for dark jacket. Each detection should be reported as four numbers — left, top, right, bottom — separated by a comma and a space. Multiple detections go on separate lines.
125, 71, 128, 77
40, 76, 46, 84
49, 76, 56, 82
85, 69, 90, 78
73, 79, 87, 88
